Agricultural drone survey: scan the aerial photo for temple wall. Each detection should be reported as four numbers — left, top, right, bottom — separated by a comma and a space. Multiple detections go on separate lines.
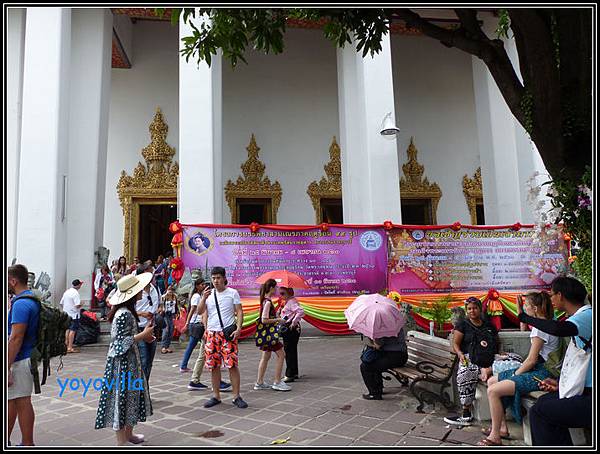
105, 23, 484, 260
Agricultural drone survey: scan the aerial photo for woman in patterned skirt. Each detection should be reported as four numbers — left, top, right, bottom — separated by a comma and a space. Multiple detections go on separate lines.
254, 279, 291, 392
95, 273, 155, 445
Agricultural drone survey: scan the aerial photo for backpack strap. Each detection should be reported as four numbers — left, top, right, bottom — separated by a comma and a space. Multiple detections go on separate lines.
574, 335, 593, 352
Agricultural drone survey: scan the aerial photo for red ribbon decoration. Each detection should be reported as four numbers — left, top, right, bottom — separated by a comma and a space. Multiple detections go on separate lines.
250, 222, 260, 233
511, 222, 522, 231
383, 220, 394, 230
170, 257, 184, 283
320, 223, 329, 232
450, 221, 462, 231
169, 220, 183, 234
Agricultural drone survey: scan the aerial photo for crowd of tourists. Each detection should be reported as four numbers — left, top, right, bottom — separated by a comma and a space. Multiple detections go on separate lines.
8, 259, 592, 447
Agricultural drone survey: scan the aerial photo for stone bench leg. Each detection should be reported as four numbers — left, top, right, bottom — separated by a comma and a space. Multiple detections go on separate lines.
472, 382, 491, 422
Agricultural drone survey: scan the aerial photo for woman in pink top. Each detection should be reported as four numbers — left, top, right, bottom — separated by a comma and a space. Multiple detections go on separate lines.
279, 287, 305, 383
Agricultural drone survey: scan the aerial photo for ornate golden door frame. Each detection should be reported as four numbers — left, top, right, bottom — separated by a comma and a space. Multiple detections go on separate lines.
399, 137, 442, 224
307, 136, 342, 224
225, 134, 281, 224
121, 195, 177, 261
117, 108, 178, 261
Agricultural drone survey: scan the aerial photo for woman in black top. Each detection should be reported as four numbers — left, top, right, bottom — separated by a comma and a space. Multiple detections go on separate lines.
444, 297, 498, 426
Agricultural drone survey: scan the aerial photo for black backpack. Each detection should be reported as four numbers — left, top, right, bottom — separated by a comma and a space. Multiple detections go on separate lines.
468, 322, 497, 368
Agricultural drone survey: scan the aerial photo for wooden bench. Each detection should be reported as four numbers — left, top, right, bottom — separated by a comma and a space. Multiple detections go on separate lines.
384, 331, 458, 413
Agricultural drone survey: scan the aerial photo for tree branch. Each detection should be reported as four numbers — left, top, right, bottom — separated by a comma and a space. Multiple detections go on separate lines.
392, 9, 527, 132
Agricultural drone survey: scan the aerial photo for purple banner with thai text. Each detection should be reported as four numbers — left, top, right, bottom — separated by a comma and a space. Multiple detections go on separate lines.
181, 225, 388, 298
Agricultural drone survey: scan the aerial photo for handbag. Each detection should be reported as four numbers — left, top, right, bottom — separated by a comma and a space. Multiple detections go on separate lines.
213, 289, 237, 342
255, 300, 281, 348
361, 346, 379, 364
255, 321, 281, 348
559, 334, 592, 399
189, 322, 205, 340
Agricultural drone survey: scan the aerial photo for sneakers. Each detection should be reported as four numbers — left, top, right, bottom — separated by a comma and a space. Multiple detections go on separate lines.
219, 381, 232, 392
282, 376, 295, 383
272, 381, 292, 392
179, 367, 192, 373
188, 381, 209, 390
254, 382, 272, 390
444, 414, 474, 426
204, 397, 222, 408
232, 396, 248, 408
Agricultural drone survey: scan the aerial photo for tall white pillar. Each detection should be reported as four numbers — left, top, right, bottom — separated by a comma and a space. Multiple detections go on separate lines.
7, 8, 26, 265
472, 16, 547, 225
337, 35, 402, 224
66, 8, 112, 302
16, 7, 71, 299
178, 14, 222, 224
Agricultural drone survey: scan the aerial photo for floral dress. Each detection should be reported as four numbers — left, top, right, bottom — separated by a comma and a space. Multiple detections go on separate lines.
95, 307, 152, 430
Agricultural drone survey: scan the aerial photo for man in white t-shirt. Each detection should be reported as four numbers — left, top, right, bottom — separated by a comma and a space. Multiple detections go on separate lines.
197, 267, 247, 409
136, 280, 160, 381
60, 279, 83, 353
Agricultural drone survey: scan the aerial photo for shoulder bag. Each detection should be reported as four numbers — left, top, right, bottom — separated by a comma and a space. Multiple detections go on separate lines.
214, 290, 237, 342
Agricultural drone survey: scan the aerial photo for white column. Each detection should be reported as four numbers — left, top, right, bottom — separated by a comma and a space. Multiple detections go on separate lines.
16, 7, 71, 298
178, 14, 222, 224
66, 8, 112, 302
472, 16, 543, 225
7, 8, 26, 264
504, 34, 551, 224
337, 35, 402, 224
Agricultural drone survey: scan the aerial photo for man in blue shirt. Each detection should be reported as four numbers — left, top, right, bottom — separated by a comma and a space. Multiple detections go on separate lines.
518, 276, 592, 446
8, 264, 40, 446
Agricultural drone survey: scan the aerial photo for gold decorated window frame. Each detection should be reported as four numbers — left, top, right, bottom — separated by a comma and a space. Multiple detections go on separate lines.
225, 134, 281, 225
399, 137, 442, 225
462, 167, 483, 225
307, 136, 343, 224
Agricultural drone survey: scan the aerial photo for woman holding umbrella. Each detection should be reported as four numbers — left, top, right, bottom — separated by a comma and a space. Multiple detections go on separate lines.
345, 294, 408, 400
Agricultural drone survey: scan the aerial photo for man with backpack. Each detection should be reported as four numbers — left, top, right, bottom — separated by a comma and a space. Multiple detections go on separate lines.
8, 264, 41, 446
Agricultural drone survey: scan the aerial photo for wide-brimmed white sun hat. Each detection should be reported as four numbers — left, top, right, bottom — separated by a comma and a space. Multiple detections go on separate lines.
110, 272, 153, 306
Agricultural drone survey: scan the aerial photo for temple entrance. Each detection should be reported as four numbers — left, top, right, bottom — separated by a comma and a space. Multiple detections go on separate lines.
137, 203, 177, 262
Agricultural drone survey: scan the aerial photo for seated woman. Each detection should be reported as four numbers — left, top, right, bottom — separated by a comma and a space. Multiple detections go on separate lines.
445, 297, 499, 426
360, 328, 408, 400
479, 291, 560, 446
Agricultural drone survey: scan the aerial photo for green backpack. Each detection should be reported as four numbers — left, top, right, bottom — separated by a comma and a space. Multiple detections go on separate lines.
544, 336, 570, 378
13, 294, 72, 394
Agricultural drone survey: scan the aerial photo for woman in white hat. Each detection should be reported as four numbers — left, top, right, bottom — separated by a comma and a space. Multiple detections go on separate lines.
94, 273, 156, 445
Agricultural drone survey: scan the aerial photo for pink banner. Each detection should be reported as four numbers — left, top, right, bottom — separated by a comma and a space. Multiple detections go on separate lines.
181, 225, 388, 298
387, 226, 569, 294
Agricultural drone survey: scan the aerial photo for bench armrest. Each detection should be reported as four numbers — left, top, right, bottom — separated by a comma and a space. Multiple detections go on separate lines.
415, 355, 458, 379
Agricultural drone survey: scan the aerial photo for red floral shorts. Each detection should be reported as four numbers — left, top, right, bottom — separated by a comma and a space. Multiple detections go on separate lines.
204, 331, 239, 370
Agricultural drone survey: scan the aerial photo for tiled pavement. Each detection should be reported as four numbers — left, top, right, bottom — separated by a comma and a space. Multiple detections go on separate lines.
10, 333, 525, 447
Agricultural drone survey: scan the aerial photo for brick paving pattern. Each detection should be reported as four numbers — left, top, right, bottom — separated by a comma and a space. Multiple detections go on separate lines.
10, 333, 525, 447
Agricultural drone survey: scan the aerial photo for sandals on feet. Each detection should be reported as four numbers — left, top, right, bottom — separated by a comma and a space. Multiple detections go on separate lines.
129, 434, 145, 444
481, 427, 510, 440
477, 438, 502, 446
161, 348, 168, 354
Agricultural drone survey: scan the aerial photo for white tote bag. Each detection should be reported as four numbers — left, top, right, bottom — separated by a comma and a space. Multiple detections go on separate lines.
559, 335, 592, 399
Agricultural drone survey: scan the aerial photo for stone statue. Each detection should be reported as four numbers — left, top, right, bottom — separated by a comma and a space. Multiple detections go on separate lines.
26, 271, 52, 304
94, 246, 110, 271
175, 267, 194, 297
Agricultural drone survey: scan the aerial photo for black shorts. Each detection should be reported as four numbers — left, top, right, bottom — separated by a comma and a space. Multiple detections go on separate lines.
69, 318, 80, 332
